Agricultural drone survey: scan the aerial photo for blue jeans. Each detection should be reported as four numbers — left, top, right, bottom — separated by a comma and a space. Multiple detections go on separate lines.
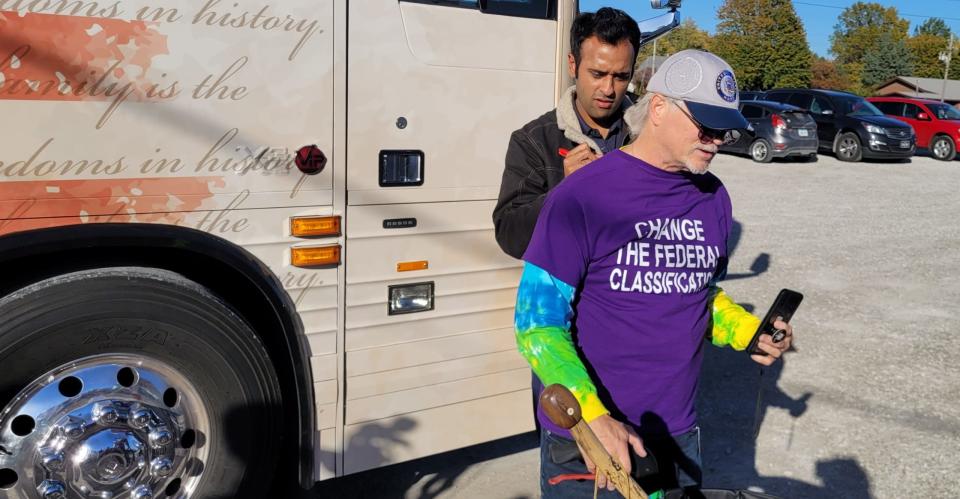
539, 426, 702, 498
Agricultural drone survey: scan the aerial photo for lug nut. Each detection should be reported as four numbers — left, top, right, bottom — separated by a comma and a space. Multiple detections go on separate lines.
94, 402, 119, 425
37, 480, 66, 499
148, 426, 173, 447
150, 456, 175, 477
61, 416, 85, 438
132, 485, 153, 499
41, 448, 65, 472
129, 409, 152, 429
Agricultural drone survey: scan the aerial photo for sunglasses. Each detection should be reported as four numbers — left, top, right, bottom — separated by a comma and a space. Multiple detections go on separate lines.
670, 99, 741, 146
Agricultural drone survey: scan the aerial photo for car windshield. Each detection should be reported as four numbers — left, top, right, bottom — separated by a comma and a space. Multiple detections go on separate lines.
835, 96, 883, 116
927, 102, 960, 120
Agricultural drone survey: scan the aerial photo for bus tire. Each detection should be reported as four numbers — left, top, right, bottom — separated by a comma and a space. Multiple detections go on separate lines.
0, 267, 282, 499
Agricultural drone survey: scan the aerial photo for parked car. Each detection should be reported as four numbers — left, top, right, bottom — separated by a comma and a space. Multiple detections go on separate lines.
721, 100, 818, 162
740, 90, 765, 101
868, 96, 960, 161
764, 88, 915, 162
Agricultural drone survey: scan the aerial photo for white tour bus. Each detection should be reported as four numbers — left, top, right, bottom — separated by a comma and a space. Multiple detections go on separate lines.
0, 1, 679, 496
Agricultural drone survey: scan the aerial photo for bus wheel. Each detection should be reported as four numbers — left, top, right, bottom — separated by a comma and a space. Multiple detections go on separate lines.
0, 267, 282, 499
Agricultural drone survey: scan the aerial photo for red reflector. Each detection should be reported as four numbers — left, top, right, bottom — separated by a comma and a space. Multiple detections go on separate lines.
295, 145, 327, 175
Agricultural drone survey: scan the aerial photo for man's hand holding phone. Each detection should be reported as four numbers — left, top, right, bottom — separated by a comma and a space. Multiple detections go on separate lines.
750, 317, 793, 366
747, 289, 803, 366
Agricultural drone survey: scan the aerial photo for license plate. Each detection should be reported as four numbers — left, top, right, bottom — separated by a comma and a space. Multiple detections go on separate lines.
798, 129, 809, 137
900, 140, 910, 148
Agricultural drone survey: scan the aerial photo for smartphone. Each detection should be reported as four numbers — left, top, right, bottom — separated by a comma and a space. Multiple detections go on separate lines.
747, 288, 803, 356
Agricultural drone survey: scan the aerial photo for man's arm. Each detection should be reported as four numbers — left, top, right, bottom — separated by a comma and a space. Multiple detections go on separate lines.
517, 262, 647, 487
709, 285, 795, 365
515, 262, 608, 422
707, 285, 760, 350
493, 130, 551, 260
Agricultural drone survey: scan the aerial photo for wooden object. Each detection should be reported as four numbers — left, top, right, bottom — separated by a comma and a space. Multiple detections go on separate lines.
539, 384, 649, 499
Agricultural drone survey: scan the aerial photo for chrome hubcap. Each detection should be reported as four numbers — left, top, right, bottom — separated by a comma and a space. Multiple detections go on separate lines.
0, 355, 209, 498
752, 142, 768, 160
839, 138, 857, 157
934, 139, 950, 158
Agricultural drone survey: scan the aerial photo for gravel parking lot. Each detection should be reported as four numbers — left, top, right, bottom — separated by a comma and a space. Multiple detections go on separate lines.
306, 151, 960, 499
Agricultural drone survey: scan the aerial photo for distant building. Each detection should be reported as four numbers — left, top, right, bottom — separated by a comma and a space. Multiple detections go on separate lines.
874, 76, 960, 105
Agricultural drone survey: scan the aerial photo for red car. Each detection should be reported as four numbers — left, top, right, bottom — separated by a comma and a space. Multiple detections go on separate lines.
868, 96, 960, 161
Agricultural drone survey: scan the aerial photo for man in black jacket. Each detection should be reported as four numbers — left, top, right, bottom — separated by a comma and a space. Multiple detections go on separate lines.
492, 8, 641, 259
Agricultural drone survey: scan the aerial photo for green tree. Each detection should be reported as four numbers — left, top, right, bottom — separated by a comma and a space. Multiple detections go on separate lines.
633, 19, 711, 90
908, 34, 950, 78
863, 34, 914, 88
915, 18, 950, 38
830, 2, 909, 65
638, 18, 711, 57
712, 0, 812, 90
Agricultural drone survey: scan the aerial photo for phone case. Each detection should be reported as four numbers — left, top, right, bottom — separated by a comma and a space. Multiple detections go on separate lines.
747, 288, 803, 355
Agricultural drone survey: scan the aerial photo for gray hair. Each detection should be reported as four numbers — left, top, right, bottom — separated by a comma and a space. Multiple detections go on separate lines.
624, 92, 655, 140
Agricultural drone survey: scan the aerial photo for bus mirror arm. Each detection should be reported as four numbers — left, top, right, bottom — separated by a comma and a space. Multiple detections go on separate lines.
637, 9, 681, 47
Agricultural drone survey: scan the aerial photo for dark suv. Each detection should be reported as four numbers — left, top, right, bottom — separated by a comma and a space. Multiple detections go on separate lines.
764, 89, 915, 161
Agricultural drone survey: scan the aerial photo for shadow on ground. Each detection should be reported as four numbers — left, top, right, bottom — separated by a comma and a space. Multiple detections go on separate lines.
698, 336, 872, 498
300, 426, 538, 499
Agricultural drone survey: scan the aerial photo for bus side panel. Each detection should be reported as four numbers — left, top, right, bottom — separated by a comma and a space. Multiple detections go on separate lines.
342, 1, 558, 472
346, 1, 555, 204
1, 2, 343, 480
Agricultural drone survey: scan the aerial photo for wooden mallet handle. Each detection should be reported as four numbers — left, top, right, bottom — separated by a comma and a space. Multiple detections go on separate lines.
539, 384, 649, 499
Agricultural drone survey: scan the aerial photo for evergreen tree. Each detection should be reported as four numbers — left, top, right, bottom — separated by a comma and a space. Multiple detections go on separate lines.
712, 0, 812, 90
863, 34, 914, 88
915, 18, 950, 38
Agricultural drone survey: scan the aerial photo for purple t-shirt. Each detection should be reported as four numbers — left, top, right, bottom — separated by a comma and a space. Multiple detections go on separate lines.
524, 149, 733, 437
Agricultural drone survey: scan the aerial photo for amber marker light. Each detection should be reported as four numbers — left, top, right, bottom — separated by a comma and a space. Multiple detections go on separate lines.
397, 260, 428, 272
291, 245, 341, 267
291, 216, 341, 237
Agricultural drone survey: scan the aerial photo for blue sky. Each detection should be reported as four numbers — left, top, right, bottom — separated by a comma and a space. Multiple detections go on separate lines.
581, 0, 960, 57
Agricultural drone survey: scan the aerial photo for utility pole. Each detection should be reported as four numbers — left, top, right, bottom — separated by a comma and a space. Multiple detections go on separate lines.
939, 35, 954, 102
652, 38, 658, 77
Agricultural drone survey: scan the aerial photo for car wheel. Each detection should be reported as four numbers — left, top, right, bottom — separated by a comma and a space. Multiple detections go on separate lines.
930, 135, 956, 161
0, 267, 282, 499
750, 139, 773, 163
835, 132, 863, 162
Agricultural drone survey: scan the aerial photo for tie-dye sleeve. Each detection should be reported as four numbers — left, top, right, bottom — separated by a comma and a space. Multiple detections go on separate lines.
707, 285, 760, 350
515, 262, 608, 422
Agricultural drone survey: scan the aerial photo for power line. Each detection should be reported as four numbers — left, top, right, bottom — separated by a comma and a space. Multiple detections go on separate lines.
794, 1, 960, 23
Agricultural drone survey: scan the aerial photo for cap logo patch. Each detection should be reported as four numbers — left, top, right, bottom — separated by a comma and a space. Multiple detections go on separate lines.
716, 70, 737, 102
664, 57, 702, 95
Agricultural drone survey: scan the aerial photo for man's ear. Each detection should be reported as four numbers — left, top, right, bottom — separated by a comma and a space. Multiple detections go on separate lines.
567, 53, 577, 80
650, 94, 668, 127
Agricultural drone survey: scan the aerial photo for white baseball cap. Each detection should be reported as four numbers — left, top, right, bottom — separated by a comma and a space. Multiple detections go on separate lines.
646, 49, 748, 130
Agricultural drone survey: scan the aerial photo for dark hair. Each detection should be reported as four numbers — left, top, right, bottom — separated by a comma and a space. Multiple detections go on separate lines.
570, 7, 641, 75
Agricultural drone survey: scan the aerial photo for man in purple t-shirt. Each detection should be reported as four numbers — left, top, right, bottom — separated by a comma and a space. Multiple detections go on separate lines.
514, 50, 796, 497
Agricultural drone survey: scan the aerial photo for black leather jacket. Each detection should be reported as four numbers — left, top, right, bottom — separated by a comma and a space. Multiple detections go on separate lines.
492, 87, 632, 259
